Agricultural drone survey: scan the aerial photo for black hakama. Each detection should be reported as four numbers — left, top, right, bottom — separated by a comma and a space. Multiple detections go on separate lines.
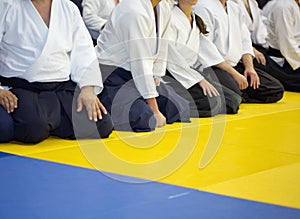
0, 76, 113, 143
0, 106, 14, 142
99, 66, 190, 132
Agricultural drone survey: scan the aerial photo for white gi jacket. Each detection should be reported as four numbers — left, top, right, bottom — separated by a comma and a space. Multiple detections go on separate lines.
82, 0, 116, 39
164, 6, 224, 89
96, 0, 171, 99
262, 0, 300, 70
230, 0, 268, 48
193, 0, 254, 67
0, 0, 102, 92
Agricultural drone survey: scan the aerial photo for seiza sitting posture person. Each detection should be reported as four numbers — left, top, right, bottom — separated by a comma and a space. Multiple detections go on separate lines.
163, 0, 242, 117
262, 0, 300, 92
0, 0, 113, 143
194, 0, 284, 103
96, 0, 190, 132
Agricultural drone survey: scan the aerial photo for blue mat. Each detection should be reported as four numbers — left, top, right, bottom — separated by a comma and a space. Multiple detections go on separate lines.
0, 152, 299, 219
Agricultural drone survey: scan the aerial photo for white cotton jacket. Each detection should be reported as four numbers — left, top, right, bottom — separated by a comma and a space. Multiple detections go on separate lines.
0, 0, 102, 92
193, 0, 254, 67
230, 0, 268, 48
164, 6, 224, 89
96, 0, 171, 99
262, 0, 300, 70
82, 0, 116, 39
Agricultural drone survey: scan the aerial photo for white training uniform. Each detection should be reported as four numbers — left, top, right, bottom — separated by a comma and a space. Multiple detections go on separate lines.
260, 0, 273, 18
82, 0, 117, 40
96, 0, 171, 99
230, 0, 268, 48
193, 0, 254, 67
164, 6, 224, 89
262, 0, 300, 70
0, 0, 102, 92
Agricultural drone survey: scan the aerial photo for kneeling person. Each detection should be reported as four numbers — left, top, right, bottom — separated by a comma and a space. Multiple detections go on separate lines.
96, 0, 190, 132
0, 0, 113, 143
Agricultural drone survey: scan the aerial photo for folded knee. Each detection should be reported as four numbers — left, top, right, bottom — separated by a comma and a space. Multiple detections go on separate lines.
14, 120, 50, 144
97, 114, 114, 138
0, 116, 14, 143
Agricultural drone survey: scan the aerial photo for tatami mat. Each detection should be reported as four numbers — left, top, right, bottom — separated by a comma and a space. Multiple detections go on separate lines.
1, 91, 300, 210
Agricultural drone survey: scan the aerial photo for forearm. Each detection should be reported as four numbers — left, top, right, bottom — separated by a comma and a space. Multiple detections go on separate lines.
146, 98, 160, 114
215, 61, 240, 77
242, 54, 254, 70
215, 61, 249, 90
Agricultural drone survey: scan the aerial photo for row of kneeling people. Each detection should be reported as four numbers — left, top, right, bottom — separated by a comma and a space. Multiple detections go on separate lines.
0, 0, 298, 144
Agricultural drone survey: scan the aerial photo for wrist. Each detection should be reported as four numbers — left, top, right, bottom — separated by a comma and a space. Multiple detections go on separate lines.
230, 69, 241, 78
245, 66, 255, 72
81, 86, 94, 93
145, 98, 160, 114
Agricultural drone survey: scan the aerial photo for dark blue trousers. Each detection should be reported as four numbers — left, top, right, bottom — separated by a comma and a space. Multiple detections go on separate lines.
0, 106, 14, 142
0, 77, 113, 144
99, 66, 190, 132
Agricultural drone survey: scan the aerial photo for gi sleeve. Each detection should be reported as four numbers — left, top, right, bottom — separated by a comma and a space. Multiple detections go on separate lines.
272, 6, 300, 70
152, 37, 168, 79
0, 0, 12, 43
240, 10, 255, 57
82, 0, 107, 39
198, 34, 224, 68
118, 13, 158, 99
70, 5, 103, 94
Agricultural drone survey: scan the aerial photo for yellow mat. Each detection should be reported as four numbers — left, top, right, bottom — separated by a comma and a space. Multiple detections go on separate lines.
1, 91, 300, 209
